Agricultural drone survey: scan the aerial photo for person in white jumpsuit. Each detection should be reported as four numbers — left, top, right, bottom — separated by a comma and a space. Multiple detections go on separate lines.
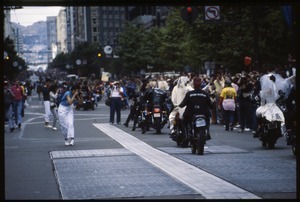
168, 76, 193, 135
58, 85, 80, 146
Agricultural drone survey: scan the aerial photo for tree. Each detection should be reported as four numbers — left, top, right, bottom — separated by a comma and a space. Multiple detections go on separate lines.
4, 37, 27, 80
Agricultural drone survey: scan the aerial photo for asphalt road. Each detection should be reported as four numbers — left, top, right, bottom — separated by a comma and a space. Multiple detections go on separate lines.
4, 92, 298, 199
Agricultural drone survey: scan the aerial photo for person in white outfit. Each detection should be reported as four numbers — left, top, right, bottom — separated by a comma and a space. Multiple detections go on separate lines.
168, 76, 194, 135
58, 84, 80, 146
42, 78, 53, 128
49, 84, 59, 131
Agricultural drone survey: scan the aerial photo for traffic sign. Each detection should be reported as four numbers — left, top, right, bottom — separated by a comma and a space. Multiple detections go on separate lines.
205, 6, 220, 21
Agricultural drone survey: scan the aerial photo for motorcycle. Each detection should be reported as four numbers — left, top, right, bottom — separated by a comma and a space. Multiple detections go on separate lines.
81, 90, 95, 110
187, 114, 208, 155
171, 111, 189, 147
254, 74, 288, 149
255, 94, 286, 149
256, 118, 282, 149
151, 104, 168, 134
138, 101, 168, 134
171, 111, 208, 155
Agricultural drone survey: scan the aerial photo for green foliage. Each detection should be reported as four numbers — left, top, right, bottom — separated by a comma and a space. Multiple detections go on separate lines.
50, 5, 295, 77
115, 6, 295, 75
4, 37, 27, 80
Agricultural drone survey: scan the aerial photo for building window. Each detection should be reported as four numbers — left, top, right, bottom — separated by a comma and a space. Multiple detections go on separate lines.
93, 18, 97, 24
93, 27, 97, 32
93, 36, 97, 42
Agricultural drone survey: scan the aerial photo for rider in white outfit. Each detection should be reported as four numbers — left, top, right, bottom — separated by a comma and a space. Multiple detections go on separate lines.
169, 76, 194, 135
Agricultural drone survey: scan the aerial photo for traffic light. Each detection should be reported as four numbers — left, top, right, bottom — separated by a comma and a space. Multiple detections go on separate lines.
97, 52, 102, 58
181, 6, 199, 23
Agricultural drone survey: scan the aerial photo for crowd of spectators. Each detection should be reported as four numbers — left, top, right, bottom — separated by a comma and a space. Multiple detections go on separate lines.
4, 59, 295, 136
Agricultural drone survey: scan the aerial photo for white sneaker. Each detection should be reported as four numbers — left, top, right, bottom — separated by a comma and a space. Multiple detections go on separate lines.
244, 128, 250, 131
65, 140, 70, 146
70, 139, 74, 146
45, 124, 53, 128
52, 127, 57, 131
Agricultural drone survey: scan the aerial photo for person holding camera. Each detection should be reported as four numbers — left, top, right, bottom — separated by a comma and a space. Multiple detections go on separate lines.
108, 81, 124, 124
57, 84, 80, 146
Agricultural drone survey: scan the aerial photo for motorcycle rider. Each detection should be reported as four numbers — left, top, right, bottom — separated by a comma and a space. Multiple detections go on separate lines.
169, 76, 194, 136
143, 80, 168, 113
178, 76, 213, 140
141, 79, 168, 133
254, 73, 288, 138
123, 91, 144, 131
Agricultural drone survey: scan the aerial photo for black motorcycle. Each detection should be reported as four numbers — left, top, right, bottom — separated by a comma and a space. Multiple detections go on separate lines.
171, 111, 189, 147
256, 118, 282, 148
151, 104, 168, 134
81, 90, 95, 110
139, 87, 169, 134
255, 92, 286, 149
138, 101, 168, 134
187, 114, 208, 155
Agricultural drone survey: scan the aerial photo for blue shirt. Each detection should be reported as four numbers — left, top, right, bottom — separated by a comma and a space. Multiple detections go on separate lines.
60, 91, 72, 106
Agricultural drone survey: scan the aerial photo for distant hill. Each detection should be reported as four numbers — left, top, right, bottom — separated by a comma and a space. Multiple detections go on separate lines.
11, 21, 47, 45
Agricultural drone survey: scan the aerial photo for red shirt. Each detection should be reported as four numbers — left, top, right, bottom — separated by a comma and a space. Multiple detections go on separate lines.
11, 85, 23, 101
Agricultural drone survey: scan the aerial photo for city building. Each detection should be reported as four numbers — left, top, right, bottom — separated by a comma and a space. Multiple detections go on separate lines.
46, 16, 57, 63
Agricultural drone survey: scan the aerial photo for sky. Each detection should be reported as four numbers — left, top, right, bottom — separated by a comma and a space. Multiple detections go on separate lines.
10, 6, 63, 26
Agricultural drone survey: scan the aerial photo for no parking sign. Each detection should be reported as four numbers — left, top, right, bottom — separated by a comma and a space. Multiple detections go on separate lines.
205, 6, 220, 20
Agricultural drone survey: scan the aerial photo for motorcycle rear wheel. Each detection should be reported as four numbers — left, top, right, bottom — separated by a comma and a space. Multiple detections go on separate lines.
267, 129, 278, 149
196, 128, 206, 155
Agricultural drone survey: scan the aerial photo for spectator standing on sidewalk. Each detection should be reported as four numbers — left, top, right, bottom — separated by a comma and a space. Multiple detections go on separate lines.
11, 79, 26, 129
218, 79, 237, 131
237, 74, 253, 133
42, 78, 53, 128
108, 80, 124, 124
58, 84, 80, 146
213, 72, 225, 124
4, 80, 15, 132
49, 84, 59, 131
